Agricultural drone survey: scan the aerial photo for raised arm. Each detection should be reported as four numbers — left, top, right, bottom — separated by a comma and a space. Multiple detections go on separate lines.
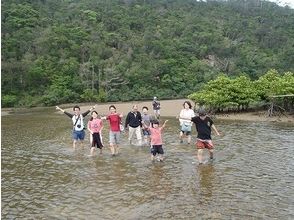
82, 105, 96, 117
161, 120, 168, 129
56, 106, 73, 118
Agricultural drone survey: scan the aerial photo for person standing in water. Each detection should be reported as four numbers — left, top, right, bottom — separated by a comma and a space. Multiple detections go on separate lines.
178, 101, 195, 144
152, 97, 161, 119
125, 105, 142, 146
141, 106, 152, 146
144, 119, 168, 161
102, 105, 123, 156
87, 111, 104, 156
56, 105, 95, 149
181, 108, 220, 164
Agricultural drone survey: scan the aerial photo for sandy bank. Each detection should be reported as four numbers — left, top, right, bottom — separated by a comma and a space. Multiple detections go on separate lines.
2, 99, 293, 123
57, 99, 293, 123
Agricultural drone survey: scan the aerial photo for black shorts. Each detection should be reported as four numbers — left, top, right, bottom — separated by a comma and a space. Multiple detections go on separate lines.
92, 133, 104, 149
150, 145, 164, 156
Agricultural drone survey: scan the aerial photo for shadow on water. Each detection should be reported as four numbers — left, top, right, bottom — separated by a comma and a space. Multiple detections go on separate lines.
1, 108, 294, 219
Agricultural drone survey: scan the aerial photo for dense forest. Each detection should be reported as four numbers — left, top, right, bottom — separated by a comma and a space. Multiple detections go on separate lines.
2, 0, 294, 107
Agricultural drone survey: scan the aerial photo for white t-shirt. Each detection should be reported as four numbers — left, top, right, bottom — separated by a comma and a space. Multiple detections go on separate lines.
72, 114, 85, 131
179, 109, 195, 126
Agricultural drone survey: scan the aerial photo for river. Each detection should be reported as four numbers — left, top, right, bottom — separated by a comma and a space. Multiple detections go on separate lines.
1, 108, 294, 219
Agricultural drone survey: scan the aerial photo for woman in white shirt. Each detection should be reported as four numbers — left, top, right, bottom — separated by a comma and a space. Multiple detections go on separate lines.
179, 101, 195, 144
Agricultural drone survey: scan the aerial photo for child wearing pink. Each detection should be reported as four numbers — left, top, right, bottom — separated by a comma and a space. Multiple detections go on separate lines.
87, 111, 104, 156
146, 120, 168, 161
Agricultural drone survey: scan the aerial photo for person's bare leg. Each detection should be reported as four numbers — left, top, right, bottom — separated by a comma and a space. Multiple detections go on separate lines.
109, 143, 115, 156
90, 147, 95, 156
151, 154, 155, 161
209, 149, 214, 160
180, 131, 184, 143
197, 149, 204, 164
73, 140, 77, 149
80, 140, 84, 148
115, 144, 120, 155
187, 135, 191, 144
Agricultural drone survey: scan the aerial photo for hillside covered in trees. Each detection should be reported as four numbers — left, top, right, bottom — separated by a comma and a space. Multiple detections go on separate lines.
2, 0, 294, 107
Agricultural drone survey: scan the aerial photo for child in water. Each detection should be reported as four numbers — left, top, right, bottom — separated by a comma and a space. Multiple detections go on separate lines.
144, 119, 168, 161
141, 106, 152, 146
181, 108, 220, 164
87, 111, 104, 156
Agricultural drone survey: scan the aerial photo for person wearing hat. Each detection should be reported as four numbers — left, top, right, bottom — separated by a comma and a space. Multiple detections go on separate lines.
152, 97, 161, 119
192, 108, 220, 164
180, 108, 220, 164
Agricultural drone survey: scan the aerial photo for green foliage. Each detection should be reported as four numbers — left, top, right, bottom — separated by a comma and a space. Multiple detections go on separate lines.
189, 70, 294, 111
2, 95, 18, 107
1, 0, 294, 107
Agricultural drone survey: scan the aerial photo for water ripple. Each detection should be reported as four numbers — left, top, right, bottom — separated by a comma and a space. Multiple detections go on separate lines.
2, 113, 294, 219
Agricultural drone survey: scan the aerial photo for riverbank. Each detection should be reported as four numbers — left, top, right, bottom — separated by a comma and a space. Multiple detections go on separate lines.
2, 99, 293, 123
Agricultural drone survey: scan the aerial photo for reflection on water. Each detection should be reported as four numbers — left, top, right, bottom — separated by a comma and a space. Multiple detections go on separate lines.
198, 165, 216, 201
1, 108, 294, 219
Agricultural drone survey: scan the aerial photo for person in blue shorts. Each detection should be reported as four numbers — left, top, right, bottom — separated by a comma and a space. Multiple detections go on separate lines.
56, 105, 95, 149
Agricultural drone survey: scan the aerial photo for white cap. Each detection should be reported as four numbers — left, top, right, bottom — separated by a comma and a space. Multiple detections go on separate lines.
153, 96, 157, 100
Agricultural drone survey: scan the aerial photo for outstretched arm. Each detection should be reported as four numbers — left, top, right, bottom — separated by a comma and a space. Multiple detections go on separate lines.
161, 120, 168, 129
211, 124, 220, 136
101, 116, 107, 120
82, 105, 96, 117
56, 106, 73, 118
56, 106, 64, 112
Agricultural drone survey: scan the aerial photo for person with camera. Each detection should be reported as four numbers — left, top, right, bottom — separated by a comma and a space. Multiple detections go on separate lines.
56, 105, 96, 149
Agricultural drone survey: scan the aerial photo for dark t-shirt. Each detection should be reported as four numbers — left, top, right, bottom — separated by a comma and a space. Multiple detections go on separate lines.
191, 116, 214, 140
125, 111, 142, 128
152, 100, 160, 110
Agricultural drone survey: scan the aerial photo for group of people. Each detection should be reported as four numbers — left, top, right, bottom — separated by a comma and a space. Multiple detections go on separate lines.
56, 99, 220, 164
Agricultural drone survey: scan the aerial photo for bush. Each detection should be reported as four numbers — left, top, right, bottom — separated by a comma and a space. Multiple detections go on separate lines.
2, 95, 18, 107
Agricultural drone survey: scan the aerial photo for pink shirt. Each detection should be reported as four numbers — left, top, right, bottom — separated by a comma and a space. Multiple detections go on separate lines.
88, 118, 103, 133
150, 127, 164, 145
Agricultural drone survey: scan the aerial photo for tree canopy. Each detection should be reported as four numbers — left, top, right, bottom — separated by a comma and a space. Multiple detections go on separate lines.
2, 0, 294, 107
188, 70, 294, 112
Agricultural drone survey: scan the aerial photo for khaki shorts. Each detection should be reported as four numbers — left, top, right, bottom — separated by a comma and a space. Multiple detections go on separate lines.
109, 131, 120, 144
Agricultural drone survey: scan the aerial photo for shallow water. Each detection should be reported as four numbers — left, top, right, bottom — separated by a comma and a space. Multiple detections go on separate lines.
1, 108, 294, 219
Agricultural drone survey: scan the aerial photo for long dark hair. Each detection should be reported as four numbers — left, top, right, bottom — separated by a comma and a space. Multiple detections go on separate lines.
89, 110, 98, 121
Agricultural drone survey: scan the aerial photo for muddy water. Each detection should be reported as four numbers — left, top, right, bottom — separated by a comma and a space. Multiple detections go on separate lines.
1, 108, 294, 219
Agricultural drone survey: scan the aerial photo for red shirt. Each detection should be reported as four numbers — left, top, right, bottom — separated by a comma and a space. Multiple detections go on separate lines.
107, 114, 121, 132
150, 127, 163, 145
88, 118, 103, 133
